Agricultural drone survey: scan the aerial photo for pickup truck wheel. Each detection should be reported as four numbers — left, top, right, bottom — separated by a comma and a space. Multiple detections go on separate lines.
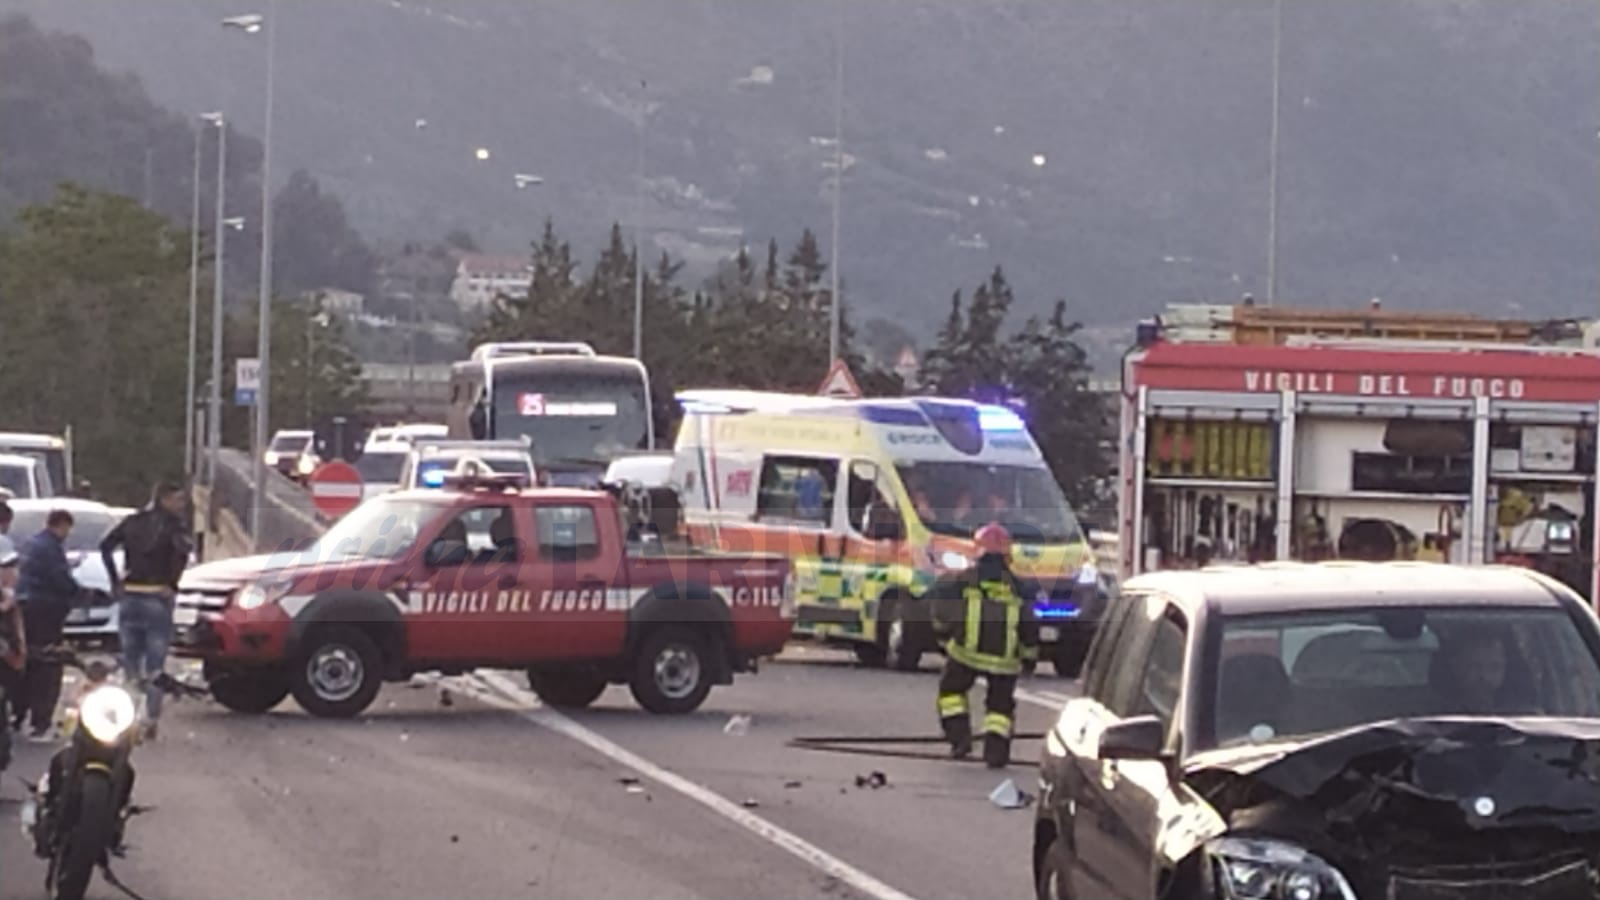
208, 668, 290, 714
528, 668, 607, 709
630, 627, 713, 715
289, 626, 382, 718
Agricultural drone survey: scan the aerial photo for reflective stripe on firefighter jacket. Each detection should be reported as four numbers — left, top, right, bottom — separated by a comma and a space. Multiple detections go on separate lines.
932, 572, 1039, 676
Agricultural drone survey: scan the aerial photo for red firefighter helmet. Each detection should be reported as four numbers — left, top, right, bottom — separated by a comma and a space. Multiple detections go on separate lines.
974, 522, 1013, 557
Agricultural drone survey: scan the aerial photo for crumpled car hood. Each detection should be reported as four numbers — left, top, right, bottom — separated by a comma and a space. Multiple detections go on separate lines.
1186, 717, 1600, 832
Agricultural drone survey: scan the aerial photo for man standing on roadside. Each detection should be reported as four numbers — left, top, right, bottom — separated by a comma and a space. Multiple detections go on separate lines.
101, 482, 193, 739
14, 509, 79, 741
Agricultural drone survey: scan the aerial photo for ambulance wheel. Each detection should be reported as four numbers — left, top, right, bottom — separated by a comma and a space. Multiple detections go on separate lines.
630, 626, 713, 714
528, 667, 608, 709
880, 595, 924, 672
1051, 633, 1093, 679
207, 665, 291, 714
290, 626, 383, 718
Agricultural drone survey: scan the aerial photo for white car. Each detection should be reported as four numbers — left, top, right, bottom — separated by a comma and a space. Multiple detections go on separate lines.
365, 423, 448, 453
0, 453, 54, 499
265, 429, 319, 481
603, 452, 674, 489
355, 440, 411, 501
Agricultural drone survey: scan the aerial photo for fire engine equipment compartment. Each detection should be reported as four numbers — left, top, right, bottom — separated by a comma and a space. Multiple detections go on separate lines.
1120, 337, 1600, 600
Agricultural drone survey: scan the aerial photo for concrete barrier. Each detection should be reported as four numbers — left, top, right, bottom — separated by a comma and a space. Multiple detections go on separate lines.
205, 449, 328, 556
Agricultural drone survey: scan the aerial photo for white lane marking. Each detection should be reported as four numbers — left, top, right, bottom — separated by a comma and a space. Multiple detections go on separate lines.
459, 669, 920, 900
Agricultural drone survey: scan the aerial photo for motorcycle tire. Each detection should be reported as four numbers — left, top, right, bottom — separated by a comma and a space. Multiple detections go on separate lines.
51, 770, 114, 900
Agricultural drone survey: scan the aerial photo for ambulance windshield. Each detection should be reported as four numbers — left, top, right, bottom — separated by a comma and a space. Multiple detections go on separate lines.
895, 461, 1083, 544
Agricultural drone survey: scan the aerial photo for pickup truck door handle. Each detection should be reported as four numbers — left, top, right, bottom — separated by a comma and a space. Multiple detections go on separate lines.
498, 575, 518, 589
577, 579, 607, 593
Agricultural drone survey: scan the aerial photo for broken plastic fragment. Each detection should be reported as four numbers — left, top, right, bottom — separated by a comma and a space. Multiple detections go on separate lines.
724, 714, 752, 736
741, 798, 760, 809
854, 771, 889, 789
784, 780, 803, 790
989, 779, 1033, 810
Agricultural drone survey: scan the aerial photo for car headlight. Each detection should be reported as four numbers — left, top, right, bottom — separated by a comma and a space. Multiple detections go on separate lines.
264, 451, 280, 465
235, 578, 295, 611
1208, 837, 1357, 900
297, 455, 317, 475
79, 685, 138, 744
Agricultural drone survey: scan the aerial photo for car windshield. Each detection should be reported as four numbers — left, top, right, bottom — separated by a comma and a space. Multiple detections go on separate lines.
356, 451, 407, 483
285, 498, 447, 564
0, 446, 65, 492
894, 461, 1082, 544
271, 434, 312, 452
10, 508, 118, 551
490, 371, 650, 464
1208, 606, 1600, 751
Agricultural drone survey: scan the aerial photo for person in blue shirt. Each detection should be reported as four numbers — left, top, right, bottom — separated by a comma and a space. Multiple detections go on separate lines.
13, 509, 80, 741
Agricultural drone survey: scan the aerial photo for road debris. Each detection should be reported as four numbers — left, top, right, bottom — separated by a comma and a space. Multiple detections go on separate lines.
741, 798, 760, 809
784, 780, 803, 789
439, 688, 455, 708
723, 714, 752, 736
989, 779, 1033, 810
854, 771, 889, 790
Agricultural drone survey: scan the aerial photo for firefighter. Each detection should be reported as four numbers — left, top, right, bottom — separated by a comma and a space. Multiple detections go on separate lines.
931, 522, 1040, 768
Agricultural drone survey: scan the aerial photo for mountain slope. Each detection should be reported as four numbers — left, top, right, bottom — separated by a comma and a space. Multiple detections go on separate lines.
5, 0, 1600, 336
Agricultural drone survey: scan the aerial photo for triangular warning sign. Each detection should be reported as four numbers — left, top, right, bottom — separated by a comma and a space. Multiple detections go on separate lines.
817, 359, 863, 398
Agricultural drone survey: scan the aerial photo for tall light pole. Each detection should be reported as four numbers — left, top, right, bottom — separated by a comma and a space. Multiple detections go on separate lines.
185, 117, 210, 480
827, 0, 845, 366
204, 113, 228, 490
633, 79, 647, 362
1266, 0, 1283, 306
224, 7, 277, 547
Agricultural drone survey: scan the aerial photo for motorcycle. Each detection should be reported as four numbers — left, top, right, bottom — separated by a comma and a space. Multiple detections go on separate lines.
20, 648, 146, 900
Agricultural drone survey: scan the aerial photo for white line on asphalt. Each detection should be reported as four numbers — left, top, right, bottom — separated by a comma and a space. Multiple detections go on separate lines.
458, 670, 921, 900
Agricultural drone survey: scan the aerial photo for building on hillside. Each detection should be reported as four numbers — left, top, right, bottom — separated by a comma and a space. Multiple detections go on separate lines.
308, 287, 364, 317
449, 253, 531, 309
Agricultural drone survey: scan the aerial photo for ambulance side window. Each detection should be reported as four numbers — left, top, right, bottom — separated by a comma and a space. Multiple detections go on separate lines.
847, 462, 898, 538
756, 456, 838, 526
536, 505, 601, 562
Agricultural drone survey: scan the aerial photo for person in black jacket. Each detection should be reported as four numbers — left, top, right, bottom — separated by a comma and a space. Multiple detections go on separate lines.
101, 483, 193, 737
14, 509, 79, 740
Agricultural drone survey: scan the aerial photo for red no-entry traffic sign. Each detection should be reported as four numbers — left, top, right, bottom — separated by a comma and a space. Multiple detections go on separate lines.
307, 460, 364, 519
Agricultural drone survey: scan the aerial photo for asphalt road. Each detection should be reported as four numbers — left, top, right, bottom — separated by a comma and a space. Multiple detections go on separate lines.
0, 647, 1076, 900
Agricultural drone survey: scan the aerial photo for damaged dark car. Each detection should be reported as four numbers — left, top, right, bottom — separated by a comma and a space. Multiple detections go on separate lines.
1034, 561, 1600, 900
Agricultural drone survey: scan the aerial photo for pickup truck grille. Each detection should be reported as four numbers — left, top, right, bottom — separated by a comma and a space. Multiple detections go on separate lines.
1389, 857, 1594, 900
177, 589, 232, 612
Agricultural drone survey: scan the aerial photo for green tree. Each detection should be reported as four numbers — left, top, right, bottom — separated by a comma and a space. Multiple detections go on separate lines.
272, 169, 378, 296
0, 183, 194, 501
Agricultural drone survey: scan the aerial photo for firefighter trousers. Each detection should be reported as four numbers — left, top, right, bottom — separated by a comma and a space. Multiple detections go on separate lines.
937, 659, 1017, 768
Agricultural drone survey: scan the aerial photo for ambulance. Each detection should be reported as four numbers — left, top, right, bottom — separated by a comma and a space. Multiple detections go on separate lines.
670, 389, 1102, 675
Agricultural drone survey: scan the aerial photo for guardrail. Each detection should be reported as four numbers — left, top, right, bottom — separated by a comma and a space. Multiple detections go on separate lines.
208, 448, 328, 552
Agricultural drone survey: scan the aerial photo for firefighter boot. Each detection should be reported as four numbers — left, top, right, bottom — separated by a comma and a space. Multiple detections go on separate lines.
943, 715, 973, 760
984, 733, 1010, 769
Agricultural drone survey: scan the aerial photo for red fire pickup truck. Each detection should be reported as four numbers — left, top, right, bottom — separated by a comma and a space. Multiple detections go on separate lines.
173, 474, 794, 717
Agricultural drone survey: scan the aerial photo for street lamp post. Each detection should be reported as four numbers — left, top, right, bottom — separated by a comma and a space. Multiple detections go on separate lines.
828, 0, 845, 366
185, 118, 208, 480
1266, 0, 1283, 306
224, 6, 277, 549
204, 113, 227, 490
633, 80, 647, 362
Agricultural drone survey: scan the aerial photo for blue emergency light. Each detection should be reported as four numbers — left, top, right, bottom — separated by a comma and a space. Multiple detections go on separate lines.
978, 405, 1027, 432
421, 467, 447, 487
1034, 604, 1082, 620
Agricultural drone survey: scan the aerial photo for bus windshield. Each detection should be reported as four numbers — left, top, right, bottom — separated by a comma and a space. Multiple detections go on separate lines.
491, 371, 650, 464
895, 461, 1083, 544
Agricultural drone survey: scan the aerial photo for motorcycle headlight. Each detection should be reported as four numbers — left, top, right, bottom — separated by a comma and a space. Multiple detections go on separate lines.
1208, 837, 1357, 900
79, 685, 137, 744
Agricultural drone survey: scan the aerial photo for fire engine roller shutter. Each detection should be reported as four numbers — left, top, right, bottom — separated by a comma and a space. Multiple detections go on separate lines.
1145, 390, 1279, 421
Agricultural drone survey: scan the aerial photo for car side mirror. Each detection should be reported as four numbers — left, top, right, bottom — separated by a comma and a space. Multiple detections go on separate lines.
1097, 715, 1167, 761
